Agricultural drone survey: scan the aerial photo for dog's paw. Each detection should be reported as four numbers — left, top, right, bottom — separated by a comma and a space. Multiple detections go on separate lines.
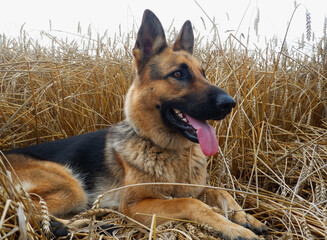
215, 221, 262, 240
244, 214, 267, 235
232, 212, 267, 236
49, 219, 70, 238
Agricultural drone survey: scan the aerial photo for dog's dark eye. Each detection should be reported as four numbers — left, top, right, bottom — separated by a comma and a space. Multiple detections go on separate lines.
166, 64, 191, 81
173, 71, 183, 79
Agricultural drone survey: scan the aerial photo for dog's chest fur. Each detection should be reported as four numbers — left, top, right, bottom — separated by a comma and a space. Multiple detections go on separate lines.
106, 121, 208, 202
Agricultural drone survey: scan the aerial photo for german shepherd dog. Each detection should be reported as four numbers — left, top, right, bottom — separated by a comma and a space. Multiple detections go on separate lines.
4, 10, 267, 239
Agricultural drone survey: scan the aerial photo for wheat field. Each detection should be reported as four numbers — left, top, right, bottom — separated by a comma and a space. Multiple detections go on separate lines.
0, 13, 327, 240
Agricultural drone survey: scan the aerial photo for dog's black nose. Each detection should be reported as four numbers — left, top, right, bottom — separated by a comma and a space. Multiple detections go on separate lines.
216, 94, 236, 111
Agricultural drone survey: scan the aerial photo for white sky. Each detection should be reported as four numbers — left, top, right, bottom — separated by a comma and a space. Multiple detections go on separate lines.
0, 0, 326, 48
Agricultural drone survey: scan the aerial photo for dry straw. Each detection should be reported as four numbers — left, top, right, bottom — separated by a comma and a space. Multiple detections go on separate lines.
0, 5, 327, 239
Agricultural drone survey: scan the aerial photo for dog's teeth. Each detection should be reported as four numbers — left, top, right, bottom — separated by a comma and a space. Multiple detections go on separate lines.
178, 113, 183, 118
175, 109, 181, 114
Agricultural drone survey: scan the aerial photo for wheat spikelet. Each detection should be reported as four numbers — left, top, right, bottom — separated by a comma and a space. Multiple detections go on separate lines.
77, 21, 81, 34
157, 221, 209, 239
91, 190, 111, 210
49, 20, 52, 31
69, 208, 115, 223
87, 24, 92, 39
252, 95, 256, 117
306, 10, 312, 41
273, 35, 278, 48
39, 198, 51, 236
294, 153, 314, 195
254, 8, 260, 37
304, 152, 315, 177
315, 180, 327, 205
279, 232, 293, 240
184, 223, 217, 239
300, 216, 313, 239
315, 181, 322, 204
159, 229, 178, 240
269, 92, 276, 122
306, 107, 312, 125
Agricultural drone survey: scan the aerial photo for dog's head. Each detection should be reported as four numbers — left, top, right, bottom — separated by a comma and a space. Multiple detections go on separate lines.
125, 9, 235, 156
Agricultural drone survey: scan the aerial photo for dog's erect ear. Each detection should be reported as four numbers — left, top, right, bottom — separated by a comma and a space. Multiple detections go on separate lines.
133, 9, 167, 73
173, 21, 194, 54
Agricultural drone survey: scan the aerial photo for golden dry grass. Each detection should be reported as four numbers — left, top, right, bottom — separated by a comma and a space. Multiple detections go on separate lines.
0, 18, 327, 239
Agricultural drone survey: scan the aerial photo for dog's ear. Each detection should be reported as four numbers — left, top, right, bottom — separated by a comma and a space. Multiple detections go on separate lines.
133, 9, 167, 73
173, 21, 194, 54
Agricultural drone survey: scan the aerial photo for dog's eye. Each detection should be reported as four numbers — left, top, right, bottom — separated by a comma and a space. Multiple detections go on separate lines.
172, 71, 183, 79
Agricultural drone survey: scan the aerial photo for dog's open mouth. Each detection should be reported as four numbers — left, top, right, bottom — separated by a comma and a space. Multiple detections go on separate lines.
165, 108, 218, 156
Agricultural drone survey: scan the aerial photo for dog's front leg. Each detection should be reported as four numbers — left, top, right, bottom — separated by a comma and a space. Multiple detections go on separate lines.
122, 198, 260, 240
199, 189, 267, 235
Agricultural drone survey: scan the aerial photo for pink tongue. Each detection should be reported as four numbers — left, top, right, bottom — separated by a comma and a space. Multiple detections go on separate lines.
185, 114, 218, 156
